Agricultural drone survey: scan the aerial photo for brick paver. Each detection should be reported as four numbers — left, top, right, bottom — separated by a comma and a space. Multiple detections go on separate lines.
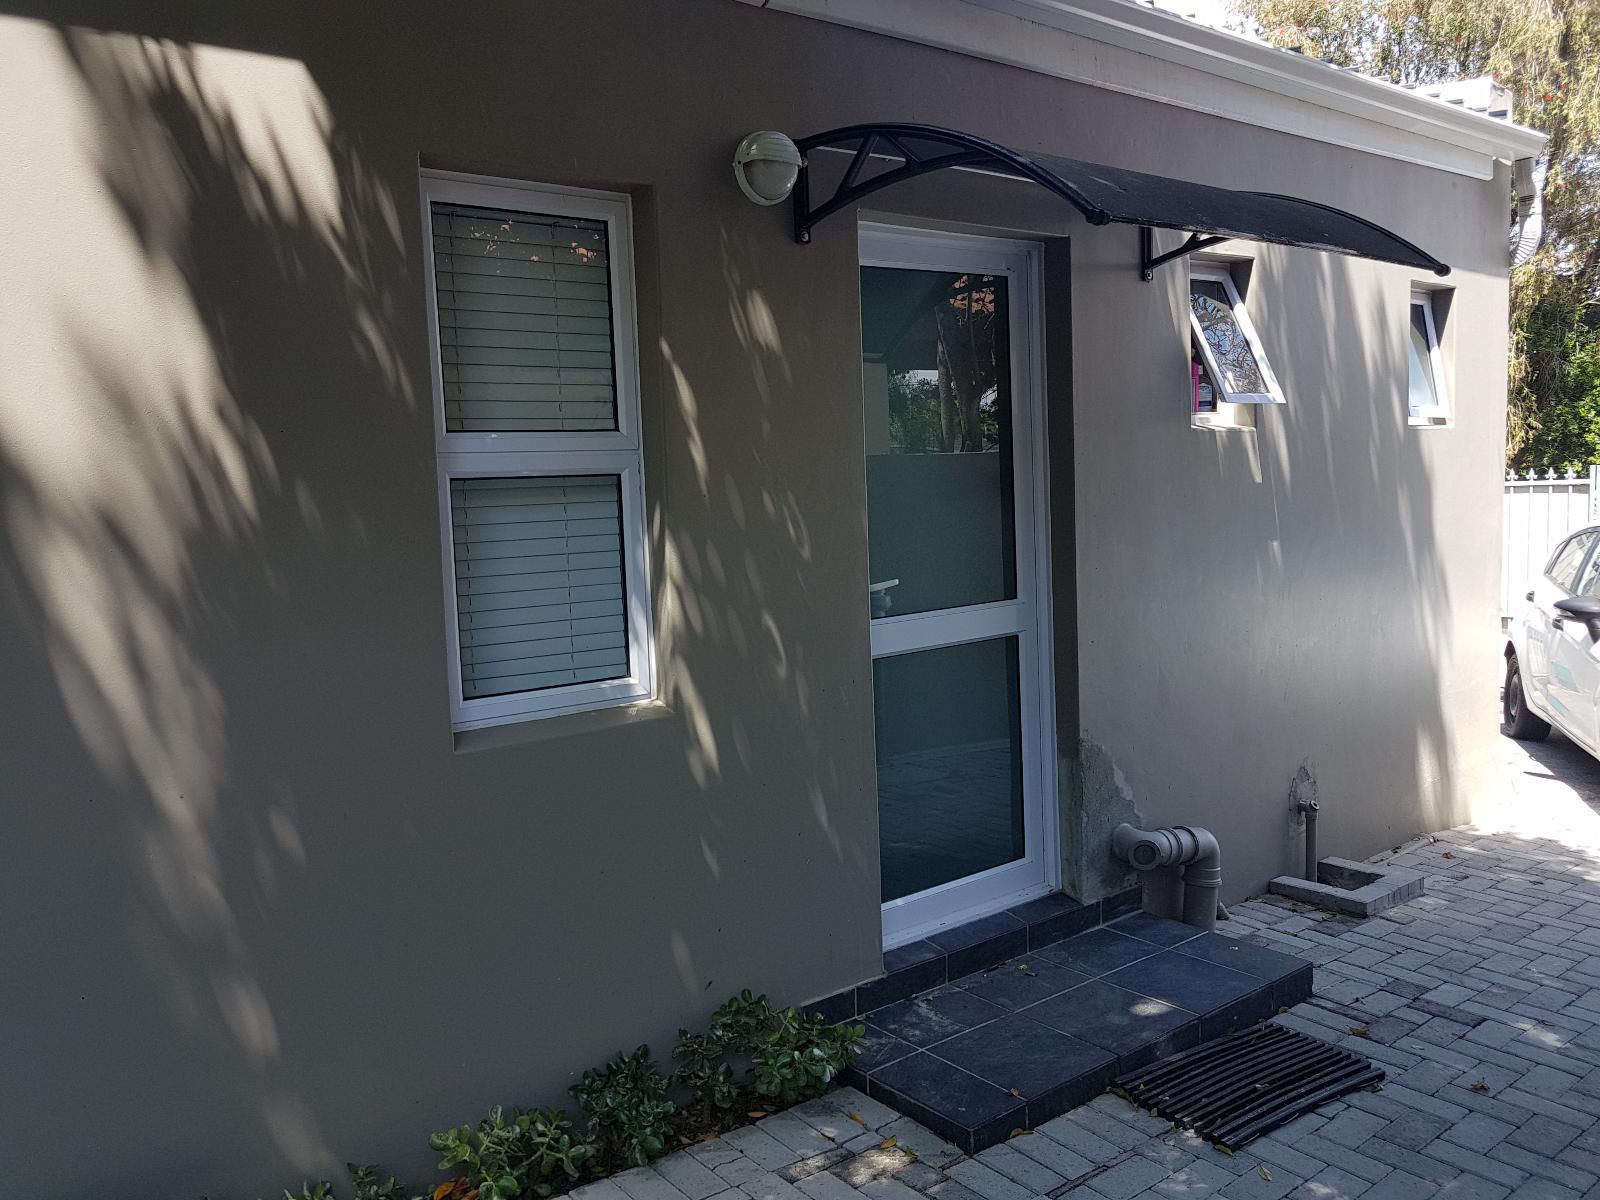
671, 735, 1600, 1199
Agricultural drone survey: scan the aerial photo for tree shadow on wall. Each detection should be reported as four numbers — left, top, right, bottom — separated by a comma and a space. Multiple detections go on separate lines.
0, 24, 418, 1194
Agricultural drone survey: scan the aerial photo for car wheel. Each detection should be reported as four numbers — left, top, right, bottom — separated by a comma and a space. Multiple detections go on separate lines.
1503, 651, 1552, 741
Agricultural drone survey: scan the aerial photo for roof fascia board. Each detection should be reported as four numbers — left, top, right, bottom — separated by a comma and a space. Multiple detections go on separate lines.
731, 0, 1545, 179
984, 0, 1544, 160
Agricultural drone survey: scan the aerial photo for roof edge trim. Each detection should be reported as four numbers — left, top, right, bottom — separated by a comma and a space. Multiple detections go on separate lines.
731, 0, 1546, 179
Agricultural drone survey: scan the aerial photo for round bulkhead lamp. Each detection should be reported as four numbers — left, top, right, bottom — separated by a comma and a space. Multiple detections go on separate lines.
733, 131, 802, 206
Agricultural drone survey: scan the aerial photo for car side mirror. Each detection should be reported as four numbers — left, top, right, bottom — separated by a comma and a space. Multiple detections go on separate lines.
1554, 596, 1600, 639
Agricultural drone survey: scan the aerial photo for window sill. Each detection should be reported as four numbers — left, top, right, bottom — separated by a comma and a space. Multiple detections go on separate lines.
453, 697, 674, 753
1191, 420, 1256, 433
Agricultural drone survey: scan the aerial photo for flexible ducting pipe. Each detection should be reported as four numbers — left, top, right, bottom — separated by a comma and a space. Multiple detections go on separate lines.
1111, 823, 1222, 932
1511, 156, 1544, 267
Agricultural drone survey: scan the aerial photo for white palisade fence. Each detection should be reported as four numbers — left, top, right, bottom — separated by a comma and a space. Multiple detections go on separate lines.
1504, 466, 1600, 624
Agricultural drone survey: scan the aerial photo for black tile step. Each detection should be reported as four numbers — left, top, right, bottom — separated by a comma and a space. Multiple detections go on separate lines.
842, 913, 1313, 1154
803, 889, 1138, 1024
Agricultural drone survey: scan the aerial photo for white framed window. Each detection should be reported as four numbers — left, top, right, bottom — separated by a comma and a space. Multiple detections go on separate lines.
1188, 263, 1283, 427
1407, 289, 1449, 426
421, 170, 654, 731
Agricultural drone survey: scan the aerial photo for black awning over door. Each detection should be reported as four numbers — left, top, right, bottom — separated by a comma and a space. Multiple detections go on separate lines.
793, 123, 1449, 279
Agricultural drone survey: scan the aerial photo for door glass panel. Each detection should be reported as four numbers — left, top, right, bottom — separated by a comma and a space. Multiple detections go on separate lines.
860, 267, 1016, 619
873, 637, 1025, 902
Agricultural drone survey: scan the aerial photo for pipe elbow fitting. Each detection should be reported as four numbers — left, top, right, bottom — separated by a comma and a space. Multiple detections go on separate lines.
1176, 824, 1222, 889
1177, 824, 1221, 870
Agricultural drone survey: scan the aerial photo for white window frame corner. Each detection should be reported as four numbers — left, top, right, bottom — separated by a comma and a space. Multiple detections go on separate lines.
1188, 261, 1285, 412
1188, 336, 1254, 431
1408, 287, 1451, 427
422, 170, 655, 732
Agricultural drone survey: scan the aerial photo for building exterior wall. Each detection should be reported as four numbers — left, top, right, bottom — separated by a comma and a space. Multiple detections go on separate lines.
0, 0, 1508, 1194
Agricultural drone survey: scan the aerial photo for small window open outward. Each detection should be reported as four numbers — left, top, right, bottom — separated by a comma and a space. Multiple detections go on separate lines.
1188, 263, 1276, 429
1188, 265, 1284, 407
1407, 290, 1449, 426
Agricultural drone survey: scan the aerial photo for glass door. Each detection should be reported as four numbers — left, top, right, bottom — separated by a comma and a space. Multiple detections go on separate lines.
859, 225, 1056, 947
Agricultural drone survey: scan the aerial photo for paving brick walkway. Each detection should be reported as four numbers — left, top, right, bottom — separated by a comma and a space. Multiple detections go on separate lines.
582, 735, 1600, 1200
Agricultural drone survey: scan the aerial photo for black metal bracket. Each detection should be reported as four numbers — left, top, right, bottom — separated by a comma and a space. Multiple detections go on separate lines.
1139, 227, 1227, 281
791, 122, 1107, 246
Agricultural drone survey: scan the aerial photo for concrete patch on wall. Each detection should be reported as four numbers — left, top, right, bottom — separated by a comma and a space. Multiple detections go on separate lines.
1060, 739, 1139, 903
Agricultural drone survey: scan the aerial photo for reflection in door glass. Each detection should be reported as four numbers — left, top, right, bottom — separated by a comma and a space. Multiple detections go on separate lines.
860, 268, 1017, 619
873, 637, 1025, 902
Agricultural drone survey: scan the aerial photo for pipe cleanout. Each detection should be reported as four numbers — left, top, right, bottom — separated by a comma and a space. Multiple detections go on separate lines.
1110, 823, 1222, 933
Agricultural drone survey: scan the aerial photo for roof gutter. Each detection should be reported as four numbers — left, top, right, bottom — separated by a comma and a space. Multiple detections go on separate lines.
731, 0, 1546, 179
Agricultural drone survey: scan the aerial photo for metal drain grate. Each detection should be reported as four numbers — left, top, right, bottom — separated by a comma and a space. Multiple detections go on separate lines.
1113, 1023, 1384, 1149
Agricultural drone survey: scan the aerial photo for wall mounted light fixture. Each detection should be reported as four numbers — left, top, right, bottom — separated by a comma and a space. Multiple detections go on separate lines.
733, 131, 801, 205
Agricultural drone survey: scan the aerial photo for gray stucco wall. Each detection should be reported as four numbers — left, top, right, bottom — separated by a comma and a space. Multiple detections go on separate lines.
0, 0, 1507, 1193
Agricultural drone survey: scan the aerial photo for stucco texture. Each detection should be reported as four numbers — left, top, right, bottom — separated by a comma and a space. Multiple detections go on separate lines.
0, 0, 1507, 1194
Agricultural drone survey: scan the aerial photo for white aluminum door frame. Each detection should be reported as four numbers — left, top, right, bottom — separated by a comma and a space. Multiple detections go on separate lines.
859, 223, 1060, 949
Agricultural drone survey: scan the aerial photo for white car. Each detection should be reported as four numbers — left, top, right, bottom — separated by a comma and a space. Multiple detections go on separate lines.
1504, 524, 1600, 750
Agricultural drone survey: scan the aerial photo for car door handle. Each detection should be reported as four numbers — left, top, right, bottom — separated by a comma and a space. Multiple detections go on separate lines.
1553, 616, 1566, 629
1528, 590, 1537, 602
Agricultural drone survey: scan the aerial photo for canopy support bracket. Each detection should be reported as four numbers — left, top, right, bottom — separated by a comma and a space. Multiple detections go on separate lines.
791, 123, 1105, 246
1140, 227, 1228, 281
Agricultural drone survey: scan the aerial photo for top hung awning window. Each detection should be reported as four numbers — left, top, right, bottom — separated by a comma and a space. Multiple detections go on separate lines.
789, 124, 1450, 280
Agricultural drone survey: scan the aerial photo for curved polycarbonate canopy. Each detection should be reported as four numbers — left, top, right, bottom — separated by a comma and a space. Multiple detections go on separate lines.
793, 123, 1450, 278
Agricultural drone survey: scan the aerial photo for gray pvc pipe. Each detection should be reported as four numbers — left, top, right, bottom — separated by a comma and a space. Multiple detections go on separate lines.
1111, 822, 1222, 933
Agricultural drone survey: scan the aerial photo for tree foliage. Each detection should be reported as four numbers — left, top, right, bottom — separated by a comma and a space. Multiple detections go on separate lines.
1231, 0, 1600, 467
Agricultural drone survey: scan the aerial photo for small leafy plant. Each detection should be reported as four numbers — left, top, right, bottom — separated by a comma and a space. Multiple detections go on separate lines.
348, 1165, 409, 1200
751, 1008, 864, 1106
279, 1166, 412, 1200
571, 1045, 676, 1170
270, 987, 861, 1200
430, 1106, 595, 1200
674, 990, 863, 1113
706, 990, 774, 1054
672, 990, 784, 1111
671, 1030, 741, 1110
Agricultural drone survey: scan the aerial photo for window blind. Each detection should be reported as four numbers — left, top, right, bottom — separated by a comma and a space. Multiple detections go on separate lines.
451, 475, 630, 698
432, 203, 616, 432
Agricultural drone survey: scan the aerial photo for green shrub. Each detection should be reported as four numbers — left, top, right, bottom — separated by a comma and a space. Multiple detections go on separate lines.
277, 1165, 413, 1200
270, 988, 861, 1200
674, 991, 863, 1112
670, 1030, 740, 1110
571, 1045, 676, 1169
706, 990, 774, 1056
430, 1106, 595, 1200
672, 990, 781, 1110
751, 1008, 864, 1106
348, 1165, 409, 1200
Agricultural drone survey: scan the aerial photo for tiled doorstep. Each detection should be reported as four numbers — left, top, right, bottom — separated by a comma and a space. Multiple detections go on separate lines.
842, 912, 1313, 1153
803, 888, 1141, 1023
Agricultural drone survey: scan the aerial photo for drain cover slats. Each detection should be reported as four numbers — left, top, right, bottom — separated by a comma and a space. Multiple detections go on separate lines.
1114, 1023, 1384, 1149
